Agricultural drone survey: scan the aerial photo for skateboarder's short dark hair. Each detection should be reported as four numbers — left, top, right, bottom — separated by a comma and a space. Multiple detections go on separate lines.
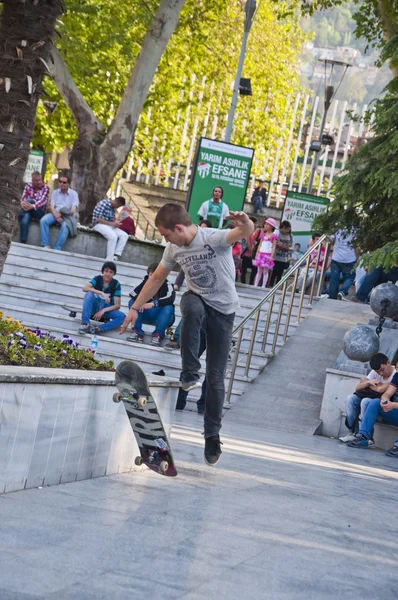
115, 196, 126, 206
102, 261, 117, 274
369, 353, 389, 370
155, 203, 192, 230
147, 262, 159, 275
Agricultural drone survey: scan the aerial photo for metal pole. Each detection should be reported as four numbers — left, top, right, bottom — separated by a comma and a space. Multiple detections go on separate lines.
225, 0, 256, 143
226, 328, 244, 404
307, 106, 328, 194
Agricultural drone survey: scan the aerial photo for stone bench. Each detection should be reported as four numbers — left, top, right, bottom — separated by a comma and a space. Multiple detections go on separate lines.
0, 365, 179, 494
320, 368, 398, 450
15, 222, 165, 267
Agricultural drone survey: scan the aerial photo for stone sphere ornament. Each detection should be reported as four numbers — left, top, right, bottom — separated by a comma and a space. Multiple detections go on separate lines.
343, 325, 380, 362
370, 283, 398, 320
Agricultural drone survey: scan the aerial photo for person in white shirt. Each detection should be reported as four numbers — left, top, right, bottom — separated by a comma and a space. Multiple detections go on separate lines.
197, 186, 230, 229
40, 176, 79, 251
328, 229, 358, 300
339, 353, 395, 443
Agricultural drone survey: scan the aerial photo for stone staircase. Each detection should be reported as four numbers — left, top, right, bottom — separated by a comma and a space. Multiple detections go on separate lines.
0, 243, 319, 411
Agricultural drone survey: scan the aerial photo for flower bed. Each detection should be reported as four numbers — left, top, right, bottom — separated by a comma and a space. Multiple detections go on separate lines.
0, 312, 114, 371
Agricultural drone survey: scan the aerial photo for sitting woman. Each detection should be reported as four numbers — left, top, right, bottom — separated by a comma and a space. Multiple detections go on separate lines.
127, 262, 176, 346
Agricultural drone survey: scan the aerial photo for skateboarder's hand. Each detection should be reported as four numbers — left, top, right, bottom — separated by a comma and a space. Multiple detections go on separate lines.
142, 302, 154, 310
102, 294, 110, 304
93, 309, 105, 321
381, 399, 395, 412
226, 211, 251, 227
120, 308, 138, 334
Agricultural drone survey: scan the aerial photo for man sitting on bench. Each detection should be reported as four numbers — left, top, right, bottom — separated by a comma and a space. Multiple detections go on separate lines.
79, 261, 126, 334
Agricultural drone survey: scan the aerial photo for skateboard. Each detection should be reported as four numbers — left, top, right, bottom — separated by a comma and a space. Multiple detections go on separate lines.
113, 360, 177, 477
62, 303, 106, 325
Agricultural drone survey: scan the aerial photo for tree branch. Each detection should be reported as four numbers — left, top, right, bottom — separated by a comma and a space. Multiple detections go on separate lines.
48, 45, 105, 138
99, 0, 186, 177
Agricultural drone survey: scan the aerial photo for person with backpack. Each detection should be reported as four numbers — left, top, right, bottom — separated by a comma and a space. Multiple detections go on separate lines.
78, 261, 126, 334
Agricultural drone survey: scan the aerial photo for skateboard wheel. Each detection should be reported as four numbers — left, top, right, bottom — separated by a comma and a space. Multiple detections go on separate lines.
135, 456, 144, 466
113, 392, 121, 403
159, 461, 169, 474
138, 396, 147, 408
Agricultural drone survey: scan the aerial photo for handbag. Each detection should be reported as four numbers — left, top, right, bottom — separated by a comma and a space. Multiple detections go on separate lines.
355, 388, 382, 399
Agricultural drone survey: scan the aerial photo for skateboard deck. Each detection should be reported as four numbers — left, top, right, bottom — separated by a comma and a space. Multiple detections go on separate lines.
113, 360, 177, 477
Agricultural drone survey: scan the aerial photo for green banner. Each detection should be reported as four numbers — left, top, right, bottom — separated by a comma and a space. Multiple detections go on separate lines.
186, 138, 254, 227
282, 190, 329, 249
23, 149, 45, 183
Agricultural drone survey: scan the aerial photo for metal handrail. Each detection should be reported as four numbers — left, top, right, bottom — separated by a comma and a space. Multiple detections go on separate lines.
226, 234, 330, 403
120, 184, 160, 242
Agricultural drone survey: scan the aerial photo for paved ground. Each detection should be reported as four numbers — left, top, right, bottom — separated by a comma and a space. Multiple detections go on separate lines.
1, 406, 397, 599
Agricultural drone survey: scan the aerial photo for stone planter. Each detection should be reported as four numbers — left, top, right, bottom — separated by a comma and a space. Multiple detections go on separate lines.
0, 366, 179, 494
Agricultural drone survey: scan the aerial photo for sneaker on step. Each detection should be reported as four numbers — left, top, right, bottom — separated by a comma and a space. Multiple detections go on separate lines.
113, 255, 119, 261
78, 323, 91, 334
127, 331, 144, 343
164, 339, 180, 351
204, 435, 223, 466
181, 380, 202, 392
347, 433, 373, 448
351, 296, 364, 304
385, 444, 398, 457
337, 291, 347, 301
339, 432, 356, 443
151, 333, 161, 346
42, 245, 51, 249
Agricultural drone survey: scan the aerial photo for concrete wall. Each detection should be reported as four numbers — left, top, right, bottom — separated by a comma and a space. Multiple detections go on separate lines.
320, 368, 398, 450
0, 366, 179, 494
17, 222, 165, 266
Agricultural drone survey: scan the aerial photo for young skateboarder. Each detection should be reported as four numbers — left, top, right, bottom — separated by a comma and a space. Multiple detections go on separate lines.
120, 203, 254, 465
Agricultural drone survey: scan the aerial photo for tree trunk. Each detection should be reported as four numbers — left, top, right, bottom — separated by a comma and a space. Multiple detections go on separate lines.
0, 0, 63, 274
51, 0, 186, 224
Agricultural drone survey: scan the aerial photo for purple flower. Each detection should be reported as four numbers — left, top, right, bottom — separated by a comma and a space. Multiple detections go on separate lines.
33, 344, 42, 351
7, 340, 14, 348
18, 339, 28, 348
62, 350, 67, 356
15, 332, 24, 338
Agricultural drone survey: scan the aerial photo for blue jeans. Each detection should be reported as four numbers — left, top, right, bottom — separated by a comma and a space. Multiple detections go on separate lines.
128, 300, 174, 338
328, 260, 356, 299
254, 196, 263, 213
18, 201, 45, 243
356, 266, 398, 302
345, 393, 372, 433
175, 317, 206, 412
40, 213, 70, 250
82, 292, 125, 332
360, 398, 398, 442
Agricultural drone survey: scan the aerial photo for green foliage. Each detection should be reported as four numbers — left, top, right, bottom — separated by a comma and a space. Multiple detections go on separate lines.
314, 37, 398, 269
33, 0, 305, 177
0, 312, 114, 370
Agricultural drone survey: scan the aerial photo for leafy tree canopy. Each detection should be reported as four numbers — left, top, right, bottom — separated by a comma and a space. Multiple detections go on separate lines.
312, 0, 398, 270
33, 0, 305, 176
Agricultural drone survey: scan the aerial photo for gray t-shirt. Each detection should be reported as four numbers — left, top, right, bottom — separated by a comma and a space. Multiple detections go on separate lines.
160, 227, 239, 314
275, 232, 293, 263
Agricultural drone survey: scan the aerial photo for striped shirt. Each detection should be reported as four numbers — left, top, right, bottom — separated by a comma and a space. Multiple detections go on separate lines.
92, 199, 115, 226
21, 183, 50, 210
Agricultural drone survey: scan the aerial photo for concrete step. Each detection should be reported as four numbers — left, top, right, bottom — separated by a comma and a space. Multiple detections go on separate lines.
0, 305, 258, 388
8, 243, 312, 309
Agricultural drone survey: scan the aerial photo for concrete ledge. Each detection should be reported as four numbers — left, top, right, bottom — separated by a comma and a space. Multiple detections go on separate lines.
320, 368, 398, 450
16, 222, 165, 267
0, 366, 179, 494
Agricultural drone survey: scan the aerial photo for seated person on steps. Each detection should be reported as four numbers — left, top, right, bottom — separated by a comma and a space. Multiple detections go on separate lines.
40, 175, 79, 251
92, 196, 129, 261
19, 171, 50, 244
339, 353, 395, 444
79, 261, 126, 335
127, 262, 175, 346
347, 363, 398, 457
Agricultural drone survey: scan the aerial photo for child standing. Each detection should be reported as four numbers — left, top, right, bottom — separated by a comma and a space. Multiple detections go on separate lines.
253, 217, 278, 288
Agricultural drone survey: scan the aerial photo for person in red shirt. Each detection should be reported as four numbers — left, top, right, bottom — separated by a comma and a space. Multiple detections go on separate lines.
18, 171, 50, 243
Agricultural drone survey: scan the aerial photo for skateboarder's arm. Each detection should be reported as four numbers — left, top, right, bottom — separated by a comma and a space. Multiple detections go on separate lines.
225, 212, 254, 245
120, 265, 171, 334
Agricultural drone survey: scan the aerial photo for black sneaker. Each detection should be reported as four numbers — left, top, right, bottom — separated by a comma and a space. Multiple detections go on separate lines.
204, 435, 223, 466
347, 433, 373, 448
385, 444, 398, 457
